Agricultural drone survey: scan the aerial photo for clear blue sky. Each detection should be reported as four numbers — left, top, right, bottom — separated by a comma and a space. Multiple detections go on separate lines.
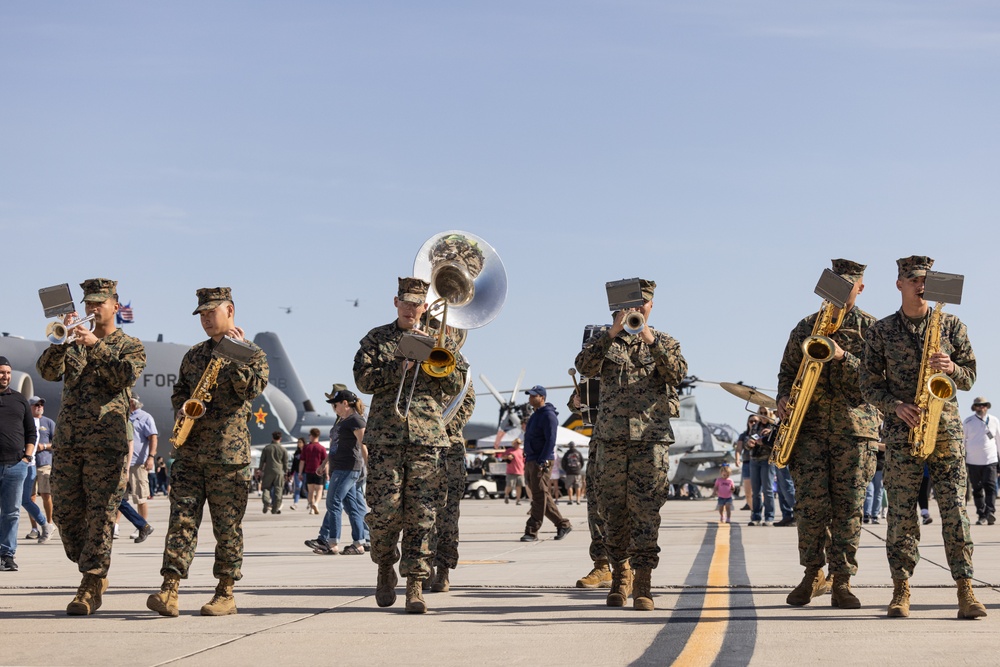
2, 2, 998, 432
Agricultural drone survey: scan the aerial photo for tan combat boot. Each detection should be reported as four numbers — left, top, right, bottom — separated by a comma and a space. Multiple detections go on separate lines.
431, 567, 450, 593
67, 574, 108, 616
422, 564, 435, 592
813, 570, 833, 597
375, 564, 398, 607
576, 561, 612, 589
633, 567, 654, 611
830, 574, 861, 609
146, 572, 181, 617
786, 569, 823, 606
957, 578, 988, 619
606, 563, 633, 607
887, 578, 910, 618
200, 577, 237, 616
405, 576, 427, 614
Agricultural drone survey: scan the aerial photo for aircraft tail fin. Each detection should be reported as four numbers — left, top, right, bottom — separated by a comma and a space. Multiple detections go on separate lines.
253, 332, 315, 414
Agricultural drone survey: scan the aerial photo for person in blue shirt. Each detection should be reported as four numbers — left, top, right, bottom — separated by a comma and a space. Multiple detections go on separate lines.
519, 386, 572, 542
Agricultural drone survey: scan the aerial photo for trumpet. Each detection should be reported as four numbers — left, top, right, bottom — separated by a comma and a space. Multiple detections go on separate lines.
623, 309, 645, 335
45, 314, 96, 345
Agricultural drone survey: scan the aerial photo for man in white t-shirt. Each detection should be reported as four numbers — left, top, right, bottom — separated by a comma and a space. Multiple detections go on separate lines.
963, 396, 1000, 526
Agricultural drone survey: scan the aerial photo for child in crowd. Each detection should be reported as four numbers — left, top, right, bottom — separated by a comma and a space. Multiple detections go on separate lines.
714, 464, 735, 524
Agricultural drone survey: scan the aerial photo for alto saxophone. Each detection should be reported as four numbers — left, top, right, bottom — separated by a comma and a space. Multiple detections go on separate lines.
909, 301, 958, 458
170, 356, 229, 447
770, 301, 846, 468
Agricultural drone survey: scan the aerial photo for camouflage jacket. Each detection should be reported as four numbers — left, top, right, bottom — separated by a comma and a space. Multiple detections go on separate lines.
354, 321, 467, 448
861, 309, 975, 444
574, 326, 687, 444
445, 385, 476, 454
171, 338, 269, 465
777, 306, 881, 438
36, 329, 146, 453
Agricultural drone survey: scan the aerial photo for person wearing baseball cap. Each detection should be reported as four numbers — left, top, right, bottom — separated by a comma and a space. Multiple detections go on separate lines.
963, 397, 1000, 526
519, 385, 571, 544
36, 279, 146, 615
861, 256, 984, 619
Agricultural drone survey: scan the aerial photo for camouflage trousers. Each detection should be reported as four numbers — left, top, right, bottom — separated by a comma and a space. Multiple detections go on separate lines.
788, 434, 877, 575
885, 439, 974, 580
596, 441, 671, 570
161, 459, 251, 580
365, 442, 442, 579
51, 444, 128, 577
586, 446, 609, 564
430, 444, 467, 570
261, 471, 284, 511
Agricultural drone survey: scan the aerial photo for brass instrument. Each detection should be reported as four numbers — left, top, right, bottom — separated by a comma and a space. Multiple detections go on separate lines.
45, 314, 96, 345
394, 231, 507, 419
623, 310, 645, 335
170, 336, 256, 447
170, 356, 227, 447
909, 301, 958, 458
770, 275, 852, 468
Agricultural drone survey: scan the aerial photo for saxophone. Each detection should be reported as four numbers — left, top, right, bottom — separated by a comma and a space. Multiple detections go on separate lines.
770, 301, 846, 468
909, 301, 958, 458
170, 357, 229, 447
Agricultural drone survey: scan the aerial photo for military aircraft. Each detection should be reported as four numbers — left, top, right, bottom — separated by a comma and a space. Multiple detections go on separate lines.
0, 331, 339, 452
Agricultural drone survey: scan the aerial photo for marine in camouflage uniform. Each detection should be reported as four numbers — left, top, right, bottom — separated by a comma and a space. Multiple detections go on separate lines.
36, 278, 146, 615
147, 287, 269, 618
429, 385, 475, 592
567, 391, 612, 588
574, 279, 687, 611
861, 256, 986, 619
776, 259, 879, 609
354, 277, 467, 613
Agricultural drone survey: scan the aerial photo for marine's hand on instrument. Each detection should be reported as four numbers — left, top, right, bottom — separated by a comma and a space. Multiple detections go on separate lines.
928, 352, 954, 375
228, 326, 245, 342
639, 323, 655, 344
896, 402, 921, 429
609, 310, 626, 337
776, 396, 790, 421
74, 326, 99, 348
833, 341, 847, 361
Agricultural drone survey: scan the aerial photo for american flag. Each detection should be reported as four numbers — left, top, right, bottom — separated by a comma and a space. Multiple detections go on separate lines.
117, 302, 134, 324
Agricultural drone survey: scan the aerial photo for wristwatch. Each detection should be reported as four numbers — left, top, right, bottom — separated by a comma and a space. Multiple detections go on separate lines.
22, 454, 34, 463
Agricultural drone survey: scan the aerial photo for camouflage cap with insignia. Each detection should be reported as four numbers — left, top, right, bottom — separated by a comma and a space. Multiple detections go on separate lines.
397, 277, 430, 304
80, 278, 118, 303
324, 383, 349, 402
897, 255, 934, 280
192, 287, 233, 315
831, 258, 866, 283
639, 279, 656, 302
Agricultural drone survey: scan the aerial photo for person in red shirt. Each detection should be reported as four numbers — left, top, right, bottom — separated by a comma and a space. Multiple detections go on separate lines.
501, 439, 526, 505
299, 429, 327, 514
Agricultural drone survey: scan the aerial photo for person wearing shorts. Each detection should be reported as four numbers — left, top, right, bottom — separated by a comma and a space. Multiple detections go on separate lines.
715, 465, 735, 523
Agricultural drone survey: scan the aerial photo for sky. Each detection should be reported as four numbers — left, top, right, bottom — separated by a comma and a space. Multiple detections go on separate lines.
2, 1, 999, 434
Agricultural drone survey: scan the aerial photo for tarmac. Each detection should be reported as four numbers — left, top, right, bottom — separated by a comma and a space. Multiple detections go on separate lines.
2, 493, 999, 667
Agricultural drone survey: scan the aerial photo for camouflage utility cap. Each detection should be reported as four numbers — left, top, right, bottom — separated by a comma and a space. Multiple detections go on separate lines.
80, 278, 118, 303
639, 279, 656, 302
192, 287, 233, 315
397, 277, 430, 304
831, 259, 866, 283
897, 255, 934, 280
325, 383, 349, 402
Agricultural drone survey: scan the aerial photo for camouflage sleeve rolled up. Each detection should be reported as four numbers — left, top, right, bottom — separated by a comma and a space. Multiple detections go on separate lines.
354, 321, 468, 448
173, 339, 269, 465
576, 327, 687, 444
861, 310, 975, 444
778, 308, 880, 438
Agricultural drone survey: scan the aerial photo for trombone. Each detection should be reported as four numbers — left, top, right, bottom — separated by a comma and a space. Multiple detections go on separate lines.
394, 299, 458, 419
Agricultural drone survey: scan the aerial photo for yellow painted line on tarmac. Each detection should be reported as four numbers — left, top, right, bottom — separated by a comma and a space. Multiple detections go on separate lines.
672, 523, 731, 667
